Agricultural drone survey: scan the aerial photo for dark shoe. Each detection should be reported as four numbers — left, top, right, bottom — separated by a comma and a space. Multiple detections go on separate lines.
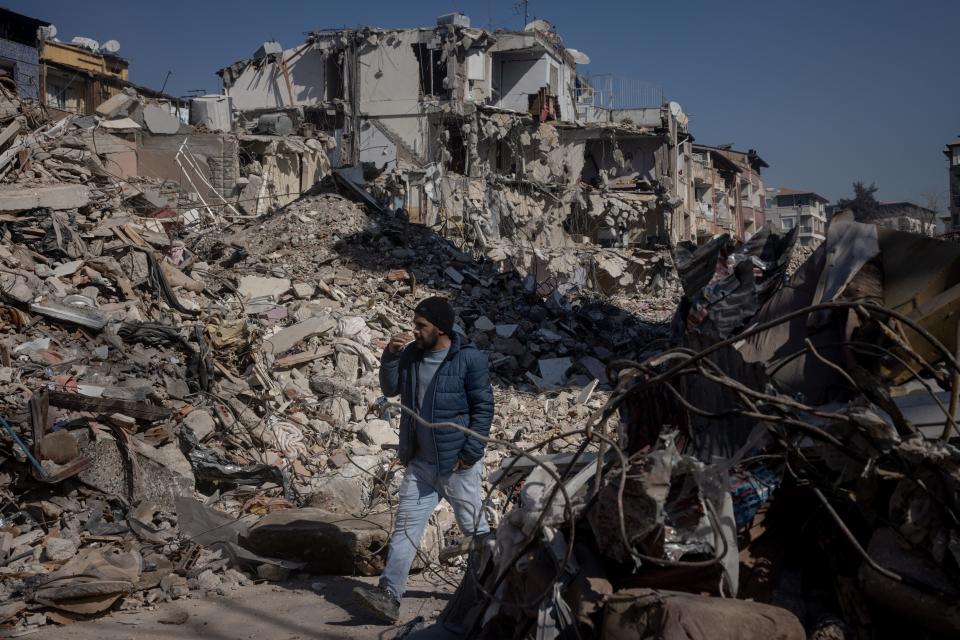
352, 585, 400, 623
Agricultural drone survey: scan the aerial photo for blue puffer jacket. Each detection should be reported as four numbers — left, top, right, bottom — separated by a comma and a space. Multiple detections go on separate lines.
379, 333, 493, 473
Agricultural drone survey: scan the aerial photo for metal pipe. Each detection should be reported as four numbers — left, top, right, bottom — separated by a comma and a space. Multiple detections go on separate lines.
0, 416, 47, 478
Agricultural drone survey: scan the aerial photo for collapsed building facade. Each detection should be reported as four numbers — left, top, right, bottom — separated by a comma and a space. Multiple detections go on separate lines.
215, 15, 703, 296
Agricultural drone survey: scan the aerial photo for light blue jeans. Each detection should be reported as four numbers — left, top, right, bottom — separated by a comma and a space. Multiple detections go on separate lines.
379, 457, 489, 600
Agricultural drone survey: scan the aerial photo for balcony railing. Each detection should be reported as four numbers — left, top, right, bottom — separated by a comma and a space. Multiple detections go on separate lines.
577, 75, 665, 109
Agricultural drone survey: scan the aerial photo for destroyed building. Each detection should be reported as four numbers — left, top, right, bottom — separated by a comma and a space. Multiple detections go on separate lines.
3, 7, 956, 640
215, 15, 701, 297
692, 143, 767, 242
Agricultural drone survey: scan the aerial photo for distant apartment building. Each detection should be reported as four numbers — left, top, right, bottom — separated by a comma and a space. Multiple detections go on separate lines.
946, 138, 960, 231
764, 188, 828, 246
691, 144, 767, 242
873, 201, 938, 236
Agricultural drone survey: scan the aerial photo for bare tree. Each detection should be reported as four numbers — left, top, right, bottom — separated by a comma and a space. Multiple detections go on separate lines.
920, 190, 946, 234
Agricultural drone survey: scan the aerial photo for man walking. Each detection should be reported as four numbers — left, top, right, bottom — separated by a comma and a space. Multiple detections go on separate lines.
353, 296, 494, 623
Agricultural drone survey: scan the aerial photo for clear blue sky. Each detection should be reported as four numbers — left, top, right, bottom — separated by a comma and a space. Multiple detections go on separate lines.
13, 0, 960, 207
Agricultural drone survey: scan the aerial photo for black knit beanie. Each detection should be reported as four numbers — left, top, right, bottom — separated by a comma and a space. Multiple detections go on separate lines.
414, 296, 455, 335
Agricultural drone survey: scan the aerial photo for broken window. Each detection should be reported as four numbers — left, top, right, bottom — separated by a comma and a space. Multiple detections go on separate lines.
325, 53, 344, 100
442, 124, 466, 173
304, 107, 345, 133
44, 70, 84, 113
412, 43, 449, 98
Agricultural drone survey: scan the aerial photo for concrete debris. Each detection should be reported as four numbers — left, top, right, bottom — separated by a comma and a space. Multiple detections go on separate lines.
0, 14, 947, 640
237, 275, 291, 301
430, 215, 960, 639
0, 184, 90, 212
0, 80, 676, 635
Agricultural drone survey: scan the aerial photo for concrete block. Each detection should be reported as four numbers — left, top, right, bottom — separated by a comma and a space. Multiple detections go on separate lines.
95, 92, 137, 118
358, 419, 397, 448
243, 508, 440, 575
0, 184, 90, 212
143, 104, 181, 135
306, 475, 366, 514
265, 317, 336, 355
43, 537, 77, 562
238, 275, 290, 301
183, 409, 216, 441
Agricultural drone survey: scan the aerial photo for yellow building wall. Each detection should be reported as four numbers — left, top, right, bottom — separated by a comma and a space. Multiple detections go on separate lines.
41, 41, 129, 79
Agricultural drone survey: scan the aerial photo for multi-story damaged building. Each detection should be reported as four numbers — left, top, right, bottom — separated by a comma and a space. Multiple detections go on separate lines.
690, 144, 767, 242
764, 188, 828, 246
216, 14, 698, 294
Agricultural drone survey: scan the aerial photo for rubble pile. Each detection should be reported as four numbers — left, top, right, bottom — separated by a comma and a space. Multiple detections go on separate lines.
0, 95, 677, 634
432, 217, 960, 639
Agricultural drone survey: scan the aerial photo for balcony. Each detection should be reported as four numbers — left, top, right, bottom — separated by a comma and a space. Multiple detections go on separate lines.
692, 162, 712, 183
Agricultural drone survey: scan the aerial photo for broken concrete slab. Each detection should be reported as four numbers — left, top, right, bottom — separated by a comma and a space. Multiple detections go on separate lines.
601, 589, 806, 640
77, 433, 194, 511
183, 409, 216, 441
292, 282, 315, 299
335, 352, 359, 384
0, 116, 24, 149
265, 317, 336, 356
43, 537, 77, 562
29, 302, 107, 331
243, 508, 439, 575
445, 267, 465, 284
0, 184, 91, 213
474, 315, 495, 332
52, 260, 84, 277
578, 355, 609, 384
142, 104, 181, 135
538, 357, 572, 387
99, 117, 142, 131
306, 476, 366, 514
95, 92, 137, 118
495, 324, 519, 338
244, 508, 391, 575
358, 419, 397, 448
237, 275, 291, 301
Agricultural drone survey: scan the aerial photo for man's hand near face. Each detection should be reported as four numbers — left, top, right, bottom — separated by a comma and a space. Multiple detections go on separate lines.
388, 332, 414, 354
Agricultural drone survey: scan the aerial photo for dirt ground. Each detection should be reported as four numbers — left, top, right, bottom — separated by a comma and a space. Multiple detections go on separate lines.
30, 574, 454, 640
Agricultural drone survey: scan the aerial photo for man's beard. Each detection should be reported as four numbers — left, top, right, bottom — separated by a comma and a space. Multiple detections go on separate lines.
416, 334, 437, 350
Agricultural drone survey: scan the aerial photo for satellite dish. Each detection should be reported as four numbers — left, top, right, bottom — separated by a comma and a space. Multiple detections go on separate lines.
38, 24, 57, 40
566, 48, 590, 65
524, 19, 552, 33
101, 40, 121, 53
669, 101, 683, 117
70, 36, 100, 52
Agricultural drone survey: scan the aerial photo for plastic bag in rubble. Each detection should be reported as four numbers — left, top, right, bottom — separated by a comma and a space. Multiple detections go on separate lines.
269, 417, 307, 460
179, 425, 290, 497
336, 316, 370, 343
